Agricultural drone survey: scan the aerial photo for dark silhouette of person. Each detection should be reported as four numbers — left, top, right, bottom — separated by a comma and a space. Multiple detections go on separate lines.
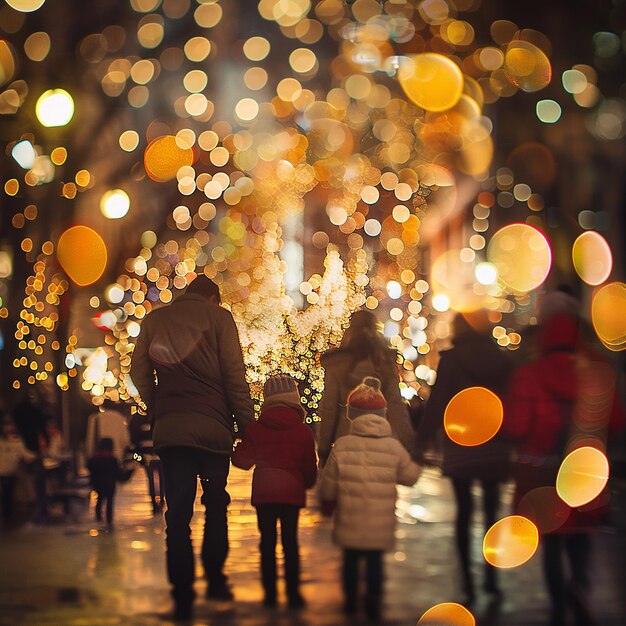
504, 312, 625, 626
130, 276, 254, 621
12, 388, 49, 523
417, 311, 513, 604
87, 437, 118, 528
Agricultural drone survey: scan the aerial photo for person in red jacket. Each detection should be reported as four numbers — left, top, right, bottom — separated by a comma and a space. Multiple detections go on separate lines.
232, 374, 318, 608
505, 312, 625, 626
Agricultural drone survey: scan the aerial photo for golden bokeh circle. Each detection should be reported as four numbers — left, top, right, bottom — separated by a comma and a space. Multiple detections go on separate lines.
591, 281, 626, 350
483, 515, 539, 568
487, 223, 552, 293
57, 226, 107, 287
444, 386, 503, 447
556, 446, 609, 508
398, 53, 463, 112
418, 602, 475, 626
572, 231, 612, 286
144, 135, 194, 182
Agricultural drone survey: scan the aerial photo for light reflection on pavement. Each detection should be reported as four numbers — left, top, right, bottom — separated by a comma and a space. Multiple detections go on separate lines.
0, 466, 624, 625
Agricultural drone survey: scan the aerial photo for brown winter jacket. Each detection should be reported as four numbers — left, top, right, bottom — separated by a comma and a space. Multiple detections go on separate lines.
317, 347, 415, 464
130, 293, 254, 454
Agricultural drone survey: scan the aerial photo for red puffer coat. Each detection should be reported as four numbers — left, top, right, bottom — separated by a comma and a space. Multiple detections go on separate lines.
504, 314, 625, 533
232, 405, 318, 507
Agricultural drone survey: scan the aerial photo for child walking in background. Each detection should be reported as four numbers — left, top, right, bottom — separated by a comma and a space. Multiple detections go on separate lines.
319, 376, 422, 622
232, 374, 318, 608
87, 437, 119, 528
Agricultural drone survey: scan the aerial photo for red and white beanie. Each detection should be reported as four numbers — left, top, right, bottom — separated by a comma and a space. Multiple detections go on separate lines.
347, 376, 387, 419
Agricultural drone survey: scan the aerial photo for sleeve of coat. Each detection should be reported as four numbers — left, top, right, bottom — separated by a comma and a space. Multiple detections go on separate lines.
231, 430, 256, 470
382, 366, 416, 456
301, 427, 318, 489
317, 362, 340, 465
396, 443, 422, 486
217, 310, 255, 436
318, 449, 339, 502
417, 354, 452, 449
130, 324, 156, 411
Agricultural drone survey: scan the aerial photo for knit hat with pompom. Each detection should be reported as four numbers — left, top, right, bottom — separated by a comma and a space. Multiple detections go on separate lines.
262, 374, 305, 417
347, 376, 387, 419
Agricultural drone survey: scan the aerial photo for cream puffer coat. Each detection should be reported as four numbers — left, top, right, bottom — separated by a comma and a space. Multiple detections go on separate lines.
319, 413, 421, 551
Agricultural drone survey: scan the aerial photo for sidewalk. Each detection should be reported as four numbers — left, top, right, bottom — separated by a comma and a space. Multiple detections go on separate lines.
0, 466, 624, 626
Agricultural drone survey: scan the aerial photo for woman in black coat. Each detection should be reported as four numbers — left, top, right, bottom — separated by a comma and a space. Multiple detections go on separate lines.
418, 312, 513, 604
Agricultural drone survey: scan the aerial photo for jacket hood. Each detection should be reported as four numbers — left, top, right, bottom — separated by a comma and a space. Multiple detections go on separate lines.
349, 413, 393, 438
259, 405, 305, 430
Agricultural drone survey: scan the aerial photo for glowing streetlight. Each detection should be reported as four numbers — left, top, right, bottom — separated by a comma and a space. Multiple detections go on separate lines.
35, 89, 74, 127
100, 189, 130, 219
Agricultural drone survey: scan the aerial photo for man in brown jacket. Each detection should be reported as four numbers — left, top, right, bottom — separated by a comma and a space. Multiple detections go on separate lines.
130, 276, 254, 620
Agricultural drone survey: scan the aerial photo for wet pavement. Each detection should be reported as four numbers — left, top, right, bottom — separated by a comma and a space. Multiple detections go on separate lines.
0, 466, 624, 626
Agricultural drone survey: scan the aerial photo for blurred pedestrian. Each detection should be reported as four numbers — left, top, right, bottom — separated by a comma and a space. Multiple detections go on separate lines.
319, 377, 421, 622
12, 388, 49, 523
232, 374, 317, 608
86, 399, 130, 465
0, 415, 35, 526
504, 312, 625, 626
417, 311, 513, 604
87, 437, 118, 529
318, 310, 415, 466
130, 275, 254, 621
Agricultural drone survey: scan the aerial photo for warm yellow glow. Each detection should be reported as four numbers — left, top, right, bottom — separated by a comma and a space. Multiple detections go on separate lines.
144, 135, 194, 182
444, 387, 503, 446
398, 53, 463, 112
483, 515, 539, 568
487, 223, 552, 294
35, 89, 74, 127
57, 226, 107, 287
556, 446, 609, 507
504, 40, 552, 92
572, 231, 613, 286
591, 282, 626, 350
6, 0, 45, 12
418, 602, 475, 626
100, 189, 130, 219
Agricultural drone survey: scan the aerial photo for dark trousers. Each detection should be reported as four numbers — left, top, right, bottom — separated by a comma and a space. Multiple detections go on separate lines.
256, 504, 301, 600
543, 533, 591, 622
141, 456, 163, 509
159, 447, 230, 605
451, 478, 500, 593
0, 475, 16, 522
342, 549, 383, 608
95, 487, 115, 525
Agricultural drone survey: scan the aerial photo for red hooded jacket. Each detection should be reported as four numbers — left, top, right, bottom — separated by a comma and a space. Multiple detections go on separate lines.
232, 405, 318, 507
504, 314, 625, 532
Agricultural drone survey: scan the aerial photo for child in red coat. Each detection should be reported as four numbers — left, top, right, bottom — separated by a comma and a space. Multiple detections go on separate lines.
232, 374, 318, 608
